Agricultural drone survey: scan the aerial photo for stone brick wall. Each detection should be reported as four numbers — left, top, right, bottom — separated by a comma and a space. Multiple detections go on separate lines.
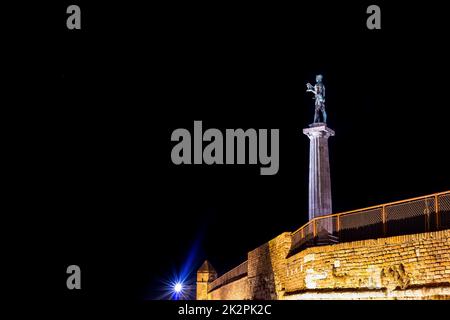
284, 230, 450, 299
197, 276, 209, 300
247, 232, 291, 299
208, 277, 250, 300
197, 268, 217, 300
202, 230, 450, 300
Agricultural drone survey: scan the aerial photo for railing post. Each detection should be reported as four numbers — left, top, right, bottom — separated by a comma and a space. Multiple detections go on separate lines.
336, 215, 340, 238
382, 205, 387, 236
313, 220, 317, 238
424, 198, 431, 232
435, 194, 440, 230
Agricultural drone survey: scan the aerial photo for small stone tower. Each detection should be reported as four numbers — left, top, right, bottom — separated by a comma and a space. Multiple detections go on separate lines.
196, 260, 217, 300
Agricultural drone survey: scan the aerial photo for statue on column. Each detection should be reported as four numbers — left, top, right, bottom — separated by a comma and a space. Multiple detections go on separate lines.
306, 74, 327, 123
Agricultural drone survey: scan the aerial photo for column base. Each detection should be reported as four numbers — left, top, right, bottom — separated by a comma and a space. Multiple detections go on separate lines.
308, 122, 327, 128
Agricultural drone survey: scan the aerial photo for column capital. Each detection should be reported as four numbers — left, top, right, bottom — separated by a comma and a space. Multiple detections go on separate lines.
303, 123, 335, 139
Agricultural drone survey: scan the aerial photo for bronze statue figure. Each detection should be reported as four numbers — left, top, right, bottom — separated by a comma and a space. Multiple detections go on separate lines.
306, 74, 327, 123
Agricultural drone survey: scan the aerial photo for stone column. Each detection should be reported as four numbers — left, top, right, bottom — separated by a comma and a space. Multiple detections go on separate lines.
303, 123, 335, 234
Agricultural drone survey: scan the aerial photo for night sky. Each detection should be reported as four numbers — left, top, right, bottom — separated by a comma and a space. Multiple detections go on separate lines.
35, 1, 450, 304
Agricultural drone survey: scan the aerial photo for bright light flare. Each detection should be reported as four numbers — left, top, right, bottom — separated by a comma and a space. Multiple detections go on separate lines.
174, 282, 183, 293
155, 276, 194, 300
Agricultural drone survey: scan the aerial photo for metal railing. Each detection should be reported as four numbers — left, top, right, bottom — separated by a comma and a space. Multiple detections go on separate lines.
290, 191, 450, 255
208, 260, 248, 293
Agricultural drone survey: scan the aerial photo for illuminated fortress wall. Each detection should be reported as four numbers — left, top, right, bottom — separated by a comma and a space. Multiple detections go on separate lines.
202, 230, 450, 300
208, 277, 250, 300
284, 230, 450, 299
247, 233, 291, 300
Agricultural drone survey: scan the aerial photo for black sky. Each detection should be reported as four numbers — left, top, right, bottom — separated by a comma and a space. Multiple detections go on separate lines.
39, 1, 450, 303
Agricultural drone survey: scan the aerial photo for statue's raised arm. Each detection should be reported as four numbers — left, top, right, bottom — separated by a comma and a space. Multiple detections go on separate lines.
306, 82, 316, 93
306, 74, 327, 123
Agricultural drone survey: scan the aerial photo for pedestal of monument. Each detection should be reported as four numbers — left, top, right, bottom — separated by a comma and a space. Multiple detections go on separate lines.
303, 123, 335, 241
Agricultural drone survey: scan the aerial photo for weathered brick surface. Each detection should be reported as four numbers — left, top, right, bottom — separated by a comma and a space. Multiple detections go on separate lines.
284, 230, 450, 299
208, 277, 250, 300
202, 230, 450, 300
247, 232, 291, 299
